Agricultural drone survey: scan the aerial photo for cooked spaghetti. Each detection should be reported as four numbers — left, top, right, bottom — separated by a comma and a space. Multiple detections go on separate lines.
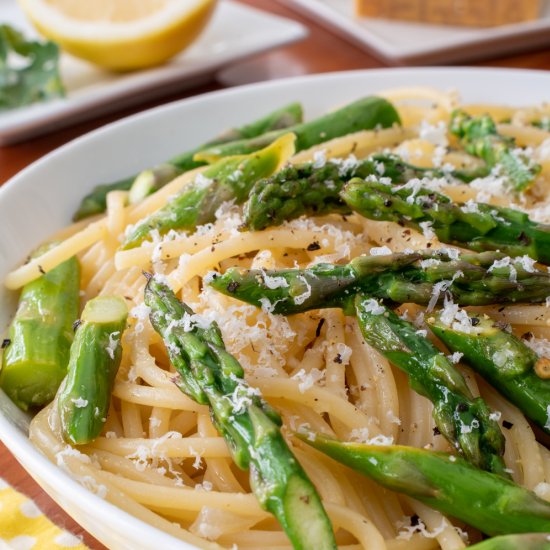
5, 87, 550, 549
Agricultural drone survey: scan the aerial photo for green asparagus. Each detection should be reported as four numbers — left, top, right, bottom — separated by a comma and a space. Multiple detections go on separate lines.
341, 176, 550, 263
298, 434, 550, 536
194, 96, 400, 162
144, 276, 336, 550
206, 102, 303, 143
208, 250, 550, 315
533, 119, 550, 132
58, 296, 128, 445
354, 293, 507, 475
72, 102, 304, 221
469, 534, 550, 550
243, 153, 486, 231
0, 252, 80, 411
450, 109, 541, 191
127, 164, 182, 205
427, 310, 550, 436
121, 133, 296, 249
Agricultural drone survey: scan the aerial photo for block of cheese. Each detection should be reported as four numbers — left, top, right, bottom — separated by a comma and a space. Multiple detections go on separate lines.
355, 0, 540, 27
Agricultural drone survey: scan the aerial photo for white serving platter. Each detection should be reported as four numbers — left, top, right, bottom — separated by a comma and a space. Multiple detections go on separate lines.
1, 67, 550, 549
0, 0, 307, 145
281, 0, 550, 65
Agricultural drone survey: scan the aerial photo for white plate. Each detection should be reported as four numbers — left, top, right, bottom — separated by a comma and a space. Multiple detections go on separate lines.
282, 0, 550, 64
0, 0, 306, 145
1, 67, 550, 550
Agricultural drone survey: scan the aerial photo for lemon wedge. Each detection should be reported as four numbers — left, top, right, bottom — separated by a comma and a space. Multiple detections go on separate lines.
17, 0, 217, 71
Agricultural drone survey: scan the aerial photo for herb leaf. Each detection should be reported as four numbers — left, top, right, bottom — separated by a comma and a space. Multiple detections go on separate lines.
0, 24, 65, 111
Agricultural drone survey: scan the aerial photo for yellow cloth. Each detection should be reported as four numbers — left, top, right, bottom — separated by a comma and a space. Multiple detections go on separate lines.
0, 479, 89, 549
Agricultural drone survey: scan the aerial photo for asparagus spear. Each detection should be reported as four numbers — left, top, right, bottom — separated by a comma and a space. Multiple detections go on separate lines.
427, 310, 550, 436
194, 96, 400, 162
533, 119, 550, 132
341, 176, 550, 263
127, 164, 182, 205
243, 153, 486, 231
144, 276, 336, 550
450, 109, 541, 192
0, 252, 80, 411
72, 102, 304, 221
121, 133, 296, 250
206, 102, 303, 142
469, 534, 550, 550
58, 296, 128, 445
208, 250, 550, 315
298, 434, 550, 536
354, 293, 507, 476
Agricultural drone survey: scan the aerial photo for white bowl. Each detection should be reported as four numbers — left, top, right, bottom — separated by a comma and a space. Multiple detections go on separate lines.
2, 67, 550, 549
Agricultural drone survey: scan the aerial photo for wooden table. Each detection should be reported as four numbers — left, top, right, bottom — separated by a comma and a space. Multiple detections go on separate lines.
1, 1, 550, 547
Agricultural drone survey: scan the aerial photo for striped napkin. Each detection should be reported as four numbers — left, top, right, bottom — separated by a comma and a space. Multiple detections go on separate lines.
0, 479, 89, 550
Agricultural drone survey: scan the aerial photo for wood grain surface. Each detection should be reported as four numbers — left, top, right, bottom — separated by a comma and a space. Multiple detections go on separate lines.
1, 1, 550, 548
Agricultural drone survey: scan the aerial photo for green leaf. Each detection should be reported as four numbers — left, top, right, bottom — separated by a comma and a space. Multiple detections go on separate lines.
0, 24, 65, 111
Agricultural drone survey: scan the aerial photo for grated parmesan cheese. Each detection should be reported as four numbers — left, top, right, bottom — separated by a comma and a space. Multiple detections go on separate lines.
419, 221, 436, 240
397, 517, 449, 541
419, 120, 449, 148
460, 199, 480, 214
106, 331, 120, 360
487, 256, 518, 283
492, 344, 516, 368
194, 173, 214, 189
534, 482, 550, 500
361, 298, 385, 315
191, 285, 296, 374
398, 176, 446, 205
331, 342, 353, 365
195, 480, 213, 492
470, 167, 509, 202
514, 254, 537, 273
261, 271, 289, 289
438, 297, 483, 336
55, 446, 91, 473
369, 245, 392, 256
449, 351, 463, 364
130, 302, 151, 334
438, 247, 460, 260
330, 153, 359, 177
229, 373, 262, 414
420, 258, 442, 268
312, 150, 327, 168
524, 334, 550, 358
458, 418, 479, 434
126, 445, 151, 472
189, 446, 204, 470
386, 411, 401, 425
292, 276, 312, 305
427, 271, 463, 312
350, 428, 394, 446
292, 368, 326, 393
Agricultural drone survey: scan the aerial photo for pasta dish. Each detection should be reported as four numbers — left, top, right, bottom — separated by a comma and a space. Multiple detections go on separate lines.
3, 87, 550, 550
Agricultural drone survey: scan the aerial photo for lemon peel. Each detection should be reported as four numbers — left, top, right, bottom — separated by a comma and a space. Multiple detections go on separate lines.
18, 0, 217, 71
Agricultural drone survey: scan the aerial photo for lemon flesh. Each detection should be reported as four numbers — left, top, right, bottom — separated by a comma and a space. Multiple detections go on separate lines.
18, 0, 218, 71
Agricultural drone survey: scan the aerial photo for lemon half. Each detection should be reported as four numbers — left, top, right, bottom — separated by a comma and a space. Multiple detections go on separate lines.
18, 0, 218, 71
